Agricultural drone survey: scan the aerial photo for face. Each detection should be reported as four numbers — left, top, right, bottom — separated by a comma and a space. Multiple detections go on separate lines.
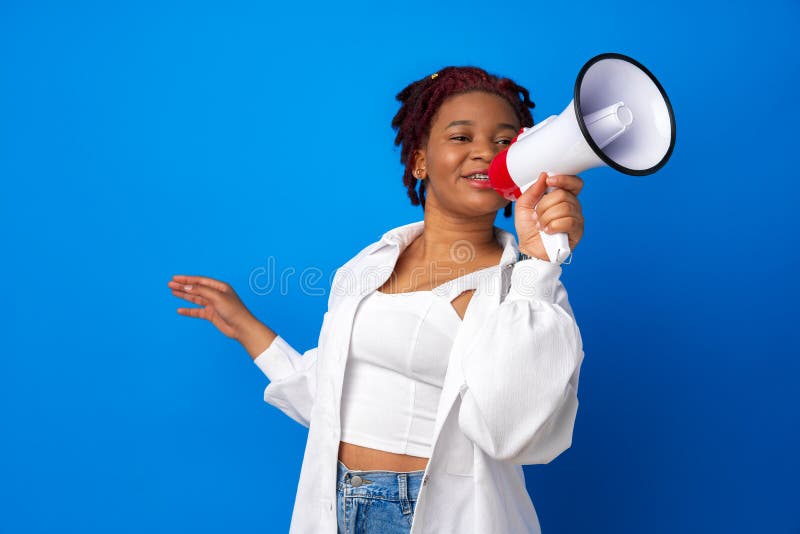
415, 91, 520, 217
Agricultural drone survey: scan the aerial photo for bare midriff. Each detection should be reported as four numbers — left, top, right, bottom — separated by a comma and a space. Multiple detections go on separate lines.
338, 441, 429, 472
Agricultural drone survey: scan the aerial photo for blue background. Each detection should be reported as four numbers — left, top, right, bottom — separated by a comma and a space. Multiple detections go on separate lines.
2, 0, 798, 532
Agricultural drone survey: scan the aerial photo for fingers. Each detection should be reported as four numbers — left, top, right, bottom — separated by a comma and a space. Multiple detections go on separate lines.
176, 306, 211, 319
534, 194, 583, 234
171, 285, 215, 321
537, 200, 577, 228
170, 286, 210, 307
170, 275, 229, 292
516, 173, 584, 210
545, 174, 584, 196
516, 172, 549, 210
169, 280, 218, 321
540, 213, 583, 236
534, 188, 582, 217
167, 279, 225, 300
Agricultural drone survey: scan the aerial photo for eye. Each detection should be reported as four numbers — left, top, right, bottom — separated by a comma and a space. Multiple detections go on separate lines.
450, 135, 470, 142
496, 138, 512, 146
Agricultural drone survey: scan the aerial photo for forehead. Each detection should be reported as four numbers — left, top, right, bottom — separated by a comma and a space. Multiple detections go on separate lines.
431, 91, 519, 129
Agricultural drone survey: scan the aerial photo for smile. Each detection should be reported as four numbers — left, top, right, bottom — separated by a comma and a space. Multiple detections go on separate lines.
462, 172, 494, 190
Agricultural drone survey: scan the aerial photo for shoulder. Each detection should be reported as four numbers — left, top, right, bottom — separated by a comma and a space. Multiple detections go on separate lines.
336, 220, 422, 272
328, 220, 423, 302
334, 235, 387, 275
327, 234, 389, 307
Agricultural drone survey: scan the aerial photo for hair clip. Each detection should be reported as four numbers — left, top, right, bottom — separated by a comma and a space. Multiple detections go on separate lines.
430, 72, 439, 80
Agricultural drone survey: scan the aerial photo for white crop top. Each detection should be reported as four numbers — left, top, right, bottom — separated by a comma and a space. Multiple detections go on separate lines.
339, 265, 496, 458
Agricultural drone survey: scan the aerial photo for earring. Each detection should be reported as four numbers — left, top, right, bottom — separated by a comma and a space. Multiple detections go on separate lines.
415, 169, 426, 179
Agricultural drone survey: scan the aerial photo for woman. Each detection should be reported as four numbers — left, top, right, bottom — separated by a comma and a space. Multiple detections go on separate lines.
168, 66, 585, 533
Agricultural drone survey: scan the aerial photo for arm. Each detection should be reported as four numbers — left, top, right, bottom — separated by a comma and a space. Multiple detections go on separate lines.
253, 333, 321, 428
251, 242, 387, 427
239, 316, 279, 360
168, 273, 326, 428
458, 257, 584, 465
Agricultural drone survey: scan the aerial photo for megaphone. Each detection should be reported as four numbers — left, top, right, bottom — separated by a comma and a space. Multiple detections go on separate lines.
489, 52, 676, 264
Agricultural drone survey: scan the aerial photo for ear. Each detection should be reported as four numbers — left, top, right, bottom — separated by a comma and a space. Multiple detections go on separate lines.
412, 149, 427, 180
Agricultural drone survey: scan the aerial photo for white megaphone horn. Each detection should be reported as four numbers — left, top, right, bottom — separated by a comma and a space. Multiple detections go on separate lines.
489, 52, 676, 264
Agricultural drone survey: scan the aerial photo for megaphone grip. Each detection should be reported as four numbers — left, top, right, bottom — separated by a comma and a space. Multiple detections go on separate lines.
540, 185, 572, 264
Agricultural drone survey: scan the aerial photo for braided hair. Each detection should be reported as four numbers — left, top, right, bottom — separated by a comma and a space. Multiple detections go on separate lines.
392, 66, 536, 218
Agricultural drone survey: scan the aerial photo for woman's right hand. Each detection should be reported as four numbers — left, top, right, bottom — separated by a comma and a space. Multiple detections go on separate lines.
168, 275, 258, 341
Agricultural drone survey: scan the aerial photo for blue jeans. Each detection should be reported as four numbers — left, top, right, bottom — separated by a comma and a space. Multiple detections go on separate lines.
336, 460, 425, 534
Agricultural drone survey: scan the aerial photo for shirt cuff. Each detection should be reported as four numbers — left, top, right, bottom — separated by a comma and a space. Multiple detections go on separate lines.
253, 335, 297, 380
506, 257, 562, 304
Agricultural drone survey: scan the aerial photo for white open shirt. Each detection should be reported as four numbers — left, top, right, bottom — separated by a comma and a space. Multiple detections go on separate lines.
253, 220, 585, 533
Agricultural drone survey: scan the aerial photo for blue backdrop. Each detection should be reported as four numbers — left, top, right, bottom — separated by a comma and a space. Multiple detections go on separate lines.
2, 0, 798, 532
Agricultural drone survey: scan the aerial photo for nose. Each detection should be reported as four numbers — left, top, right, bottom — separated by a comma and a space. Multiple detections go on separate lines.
471, 138, 496, 162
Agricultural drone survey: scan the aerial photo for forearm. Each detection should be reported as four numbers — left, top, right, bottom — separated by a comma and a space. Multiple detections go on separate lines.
238, 316, 278, 360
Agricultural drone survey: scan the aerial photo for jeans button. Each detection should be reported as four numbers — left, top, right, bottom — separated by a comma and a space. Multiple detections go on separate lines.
350, 475, 363, 487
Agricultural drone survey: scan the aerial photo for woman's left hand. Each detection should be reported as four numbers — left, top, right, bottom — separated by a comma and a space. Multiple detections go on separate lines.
514, 172, 585, 262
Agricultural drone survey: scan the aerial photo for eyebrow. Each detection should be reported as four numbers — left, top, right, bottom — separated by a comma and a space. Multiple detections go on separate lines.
445, 120, 518, 131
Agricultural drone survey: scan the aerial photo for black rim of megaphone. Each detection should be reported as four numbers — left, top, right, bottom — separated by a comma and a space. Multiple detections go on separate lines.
574, 52, 676, 176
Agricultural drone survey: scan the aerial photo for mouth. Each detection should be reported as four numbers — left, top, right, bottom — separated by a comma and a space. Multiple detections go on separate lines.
462, 170, 494, 190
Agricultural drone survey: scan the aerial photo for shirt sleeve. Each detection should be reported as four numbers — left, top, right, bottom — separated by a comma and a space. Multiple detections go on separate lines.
457, 257, 584, 465
253, 331, 322, 429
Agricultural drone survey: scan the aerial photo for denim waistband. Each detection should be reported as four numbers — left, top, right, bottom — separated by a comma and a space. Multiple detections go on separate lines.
337, 460, 425, 501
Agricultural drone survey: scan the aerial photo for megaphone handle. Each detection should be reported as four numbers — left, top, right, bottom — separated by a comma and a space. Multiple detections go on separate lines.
539, 184, 572, 264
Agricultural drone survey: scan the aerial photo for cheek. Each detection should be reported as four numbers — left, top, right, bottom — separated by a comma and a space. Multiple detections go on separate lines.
428, 148, 466, 177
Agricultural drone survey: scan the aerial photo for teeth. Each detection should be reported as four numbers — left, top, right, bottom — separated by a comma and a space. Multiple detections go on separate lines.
466, 173, 489, 181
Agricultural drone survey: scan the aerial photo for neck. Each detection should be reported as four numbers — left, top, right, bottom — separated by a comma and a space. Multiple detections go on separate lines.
411, 200, 501, 264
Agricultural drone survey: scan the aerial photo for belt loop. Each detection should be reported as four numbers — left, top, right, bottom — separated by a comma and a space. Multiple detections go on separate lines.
398, 473, 411, 515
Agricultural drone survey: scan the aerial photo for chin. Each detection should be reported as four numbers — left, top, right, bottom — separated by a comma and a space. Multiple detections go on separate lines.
428, 189, 505, 217
459, 199, 507, 218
